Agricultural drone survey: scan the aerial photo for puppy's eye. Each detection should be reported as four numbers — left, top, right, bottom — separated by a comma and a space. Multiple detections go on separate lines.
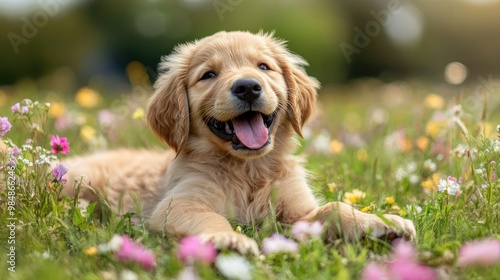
258, 63, 270, 71
200, 71, 217, 80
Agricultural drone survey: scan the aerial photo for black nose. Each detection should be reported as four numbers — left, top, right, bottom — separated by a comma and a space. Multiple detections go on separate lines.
231, 78, 262, 102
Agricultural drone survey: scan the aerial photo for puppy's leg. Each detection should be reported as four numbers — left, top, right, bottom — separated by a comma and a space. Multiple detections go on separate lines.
148, 197, 259, 255
300, 202, 416, 242
278, 168, 416, 242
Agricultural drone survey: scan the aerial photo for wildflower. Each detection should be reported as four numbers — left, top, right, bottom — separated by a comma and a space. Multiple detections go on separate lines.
291, 221, 323, 242
385, 196, 395, 205
11, 103, 20, 113
113, 235, 157, 270
84, 247, 98, 256
356, 148, 368, 162
437, 176, 460, 195
80, 125, 96, 142
457, 238, 500, 267
329, 139, 344, 154
343, 189, 366, 205
98, 109, 116, 128
0, 117, 12, 137
310, 130, 331, 154
52, 114, 71, 131
215, 253, 253, 280
11, 146, 20, 157
361, 262, 387, 280
120, 270, 139, 280
75, 87, 101, 108
327, 183, 336, 193
132, 108, 145, 120
421, 173, 441, 191
361, 240, 436, 280
50, 135, 70, 154
262, 234, 298, 255
48, 102, 66, 118
21, 106, 29, 114
423, 159, 437, 172
423, 93, 445, 109
475, 168, 484, 175
52, 163, 68, 183
384, 129, 412, 153
177, 267, 199, 280
416, 136, 429, 151
178, 236, 217, 264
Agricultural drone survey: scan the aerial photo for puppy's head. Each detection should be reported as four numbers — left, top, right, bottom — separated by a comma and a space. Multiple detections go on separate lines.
148, 31, 319, 158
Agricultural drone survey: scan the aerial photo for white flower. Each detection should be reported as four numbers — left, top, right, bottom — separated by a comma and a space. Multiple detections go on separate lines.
108, 235, 124, 251
291, 221, 323, 241
262, 234, 299, 255
481, 184, 488, 189
409, 175, 420, 185
120, 270, 138, 280
437, 176, 460, 195
423, 159, 437, 172
215, 254, 252, 280
475, 168, 484, 175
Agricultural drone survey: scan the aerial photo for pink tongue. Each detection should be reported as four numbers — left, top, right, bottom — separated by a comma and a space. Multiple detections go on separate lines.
232, 114, 269, 149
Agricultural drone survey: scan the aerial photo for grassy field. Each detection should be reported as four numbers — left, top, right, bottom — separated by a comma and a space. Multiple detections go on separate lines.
1, 79, 500, 279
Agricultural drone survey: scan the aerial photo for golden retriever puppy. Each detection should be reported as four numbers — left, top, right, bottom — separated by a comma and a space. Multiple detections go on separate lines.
61, 31, 415, 255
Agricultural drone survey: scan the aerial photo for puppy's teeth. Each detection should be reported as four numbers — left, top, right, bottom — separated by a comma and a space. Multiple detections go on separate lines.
225, 123, 232, 134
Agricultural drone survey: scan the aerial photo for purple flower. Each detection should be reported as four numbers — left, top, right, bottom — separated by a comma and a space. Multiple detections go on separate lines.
0, 117, 12, 137
113, 235, 157, 270
11, 147, 20, 157
291, 221, 323, 242
11, 103, 20, 113
21, 106, 29, 114
178, 236, 217, 264
52, 163, 68, 183
97, 109, 116, 128
457, 238, 500, 267
262, 234, 299, 255
50, 135, 70, 154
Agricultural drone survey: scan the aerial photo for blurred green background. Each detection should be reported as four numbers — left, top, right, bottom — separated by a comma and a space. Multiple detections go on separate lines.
1, 0, 500, 97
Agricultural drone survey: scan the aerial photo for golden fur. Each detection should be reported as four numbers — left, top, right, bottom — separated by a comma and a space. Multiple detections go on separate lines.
60, 31, 415, 254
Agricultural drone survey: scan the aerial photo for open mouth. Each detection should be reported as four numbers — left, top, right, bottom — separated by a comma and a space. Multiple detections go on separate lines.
207, 111, 276, 150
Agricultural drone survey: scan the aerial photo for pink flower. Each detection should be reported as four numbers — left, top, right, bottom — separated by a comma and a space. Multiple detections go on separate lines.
361, 240, 436, 280
98, 109, 116, 128
361, 262, 387, 280
11, 103, 20, 113
178, 236, 217, 264
55, 114, 74, 131
291, 221, 323, 242
52, 163, 68, 183
457, 238, 500, 267
0, 117, 12, 137
113, 235, 157, 270
262, 234, 299, 255
50, 135, 70, 154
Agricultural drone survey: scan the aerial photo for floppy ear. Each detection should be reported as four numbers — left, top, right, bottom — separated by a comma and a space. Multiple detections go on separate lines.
280, 51, 320, 137
147, 50, 191, 152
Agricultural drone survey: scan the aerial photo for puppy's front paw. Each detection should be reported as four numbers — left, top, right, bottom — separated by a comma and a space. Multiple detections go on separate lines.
199, 232, 259, 256
365, 214, 416, 241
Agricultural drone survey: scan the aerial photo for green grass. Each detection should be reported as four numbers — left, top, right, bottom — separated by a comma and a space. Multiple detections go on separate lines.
1, 82, 500, 279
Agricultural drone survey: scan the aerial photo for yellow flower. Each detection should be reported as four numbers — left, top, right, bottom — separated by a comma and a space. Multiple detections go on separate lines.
132, 108, 145, 120
84, 247, 97, 256
421, 173, 440, 191
424, 93, 445, 109
416, 136, 429, 151
327, 183, 336, 193
235, 225, 242, 233
425, 120, 447, 138
361, 207, 370, 213
329, 139, 344, 154
343, 189, 366, 205
48, 102, 66, 118
80, 125, 96, 142
356, 149, 368, 162
385, 196, 395, 205
75, 87, 101, 108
